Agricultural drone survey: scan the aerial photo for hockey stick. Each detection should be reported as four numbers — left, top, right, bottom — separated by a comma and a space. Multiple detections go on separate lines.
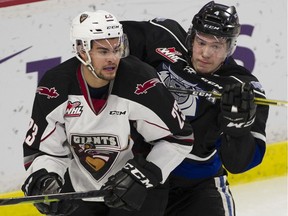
167, 87, 288, 107
0, 189, 109, 206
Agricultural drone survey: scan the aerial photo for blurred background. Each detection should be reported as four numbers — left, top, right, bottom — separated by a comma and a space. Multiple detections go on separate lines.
0, 0, 287, 215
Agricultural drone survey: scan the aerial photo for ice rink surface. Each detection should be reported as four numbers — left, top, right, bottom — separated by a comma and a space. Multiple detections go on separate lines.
231, 176, 287, 216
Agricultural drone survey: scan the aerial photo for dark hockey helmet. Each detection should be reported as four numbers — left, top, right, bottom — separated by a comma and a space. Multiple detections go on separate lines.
186, 1, 241, 56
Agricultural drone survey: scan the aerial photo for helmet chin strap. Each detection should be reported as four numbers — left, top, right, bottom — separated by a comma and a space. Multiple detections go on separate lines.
85, 62, 100, 79
76, 50, 100, 79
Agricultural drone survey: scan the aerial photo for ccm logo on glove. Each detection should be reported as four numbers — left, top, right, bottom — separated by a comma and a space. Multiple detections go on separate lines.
224, 116, 255, 128
123, 163, 154, 188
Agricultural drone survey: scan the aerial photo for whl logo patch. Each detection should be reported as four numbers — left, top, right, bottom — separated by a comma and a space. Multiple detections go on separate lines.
156, 47, 183, 63
65, 101, 83, 117
135, 78, 161, 95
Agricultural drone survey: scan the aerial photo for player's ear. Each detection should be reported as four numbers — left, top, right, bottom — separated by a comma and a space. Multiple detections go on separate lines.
78, 50, 88, 61
78, 51, 85, 59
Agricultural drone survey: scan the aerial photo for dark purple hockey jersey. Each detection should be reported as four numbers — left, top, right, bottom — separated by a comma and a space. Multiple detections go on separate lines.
121, 18, 269, 179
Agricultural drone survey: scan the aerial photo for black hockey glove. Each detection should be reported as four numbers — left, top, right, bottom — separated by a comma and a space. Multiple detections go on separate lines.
220, 82, 256, 137
103, 155, 162, 211
21, 168, 78, 216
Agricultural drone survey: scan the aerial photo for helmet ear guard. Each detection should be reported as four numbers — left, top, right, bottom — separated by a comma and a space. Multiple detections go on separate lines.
226, 37, 237, 56
186, 1, 241, 56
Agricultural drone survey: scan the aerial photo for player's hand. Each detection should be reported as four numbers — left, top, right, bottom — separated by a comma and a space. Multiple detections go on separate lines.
103, 155, 162, 211
21, 168, 78, 215
220, 82, 256, 137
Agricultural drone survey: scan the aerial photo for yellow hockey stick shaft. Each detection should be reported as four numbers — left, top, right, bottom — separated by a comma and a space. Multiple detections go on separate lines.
167, 87, 288, 107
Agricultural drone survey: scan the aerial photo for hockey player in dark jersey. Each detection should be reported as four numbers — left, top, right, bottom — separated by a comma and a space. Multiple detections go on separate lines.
121, 1, 269, 215
21, 10, 194, 216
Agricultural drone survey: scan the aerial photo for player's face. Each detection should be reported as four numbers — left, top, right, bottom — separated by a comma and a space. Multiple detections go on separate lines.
89, 38, 122, 81
191, 32, 228, 74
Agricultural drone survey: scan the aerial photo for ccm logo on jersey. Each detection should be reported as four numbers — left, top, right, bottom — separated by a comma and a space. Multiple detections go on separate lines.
65, 101, 83, 117
109, 110, 126, 115
123, 163, 154, 188
135, 78, 161, 95
156, 47, 183, 63
37, 86, 59, 99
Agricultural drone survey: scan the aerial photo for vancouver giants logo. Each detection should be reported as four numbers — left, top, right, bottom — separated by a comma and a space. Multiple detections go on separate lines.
65, 101, 83, 117
71, 134, 121, 181
134, 78, 161, 95
36, 86, 59, 99
156, 47, 184, 63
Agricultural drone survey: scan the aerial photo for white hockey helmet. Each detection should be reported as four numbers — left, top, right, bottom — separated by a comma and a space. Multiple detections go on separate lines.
70, 10, 124, 54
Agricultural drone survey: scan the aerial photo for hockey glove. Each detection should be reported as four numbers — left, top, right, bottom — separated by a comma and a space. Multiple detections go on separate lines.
220, 82, 256, 137
21, 168, 78, 216
103, 155, 162, 211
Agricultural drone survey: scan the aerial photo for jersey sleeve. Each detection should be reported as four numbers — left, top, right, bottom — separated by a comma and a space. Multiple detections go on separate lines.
115, 56, 194, 182
132, 85, 194, 182
23, 66, 73, 178
216, 62, 269, 173
121, 18, 188, 68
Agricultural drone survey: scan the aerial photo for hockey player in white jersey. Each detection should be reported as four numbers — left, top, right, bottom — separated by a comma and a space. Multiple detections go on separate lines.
21, 10, 193, 216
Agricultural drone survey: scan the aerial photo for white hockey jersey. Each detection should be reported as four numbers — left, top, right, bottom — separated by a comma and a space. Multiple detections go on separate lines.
23, 55, 193, 200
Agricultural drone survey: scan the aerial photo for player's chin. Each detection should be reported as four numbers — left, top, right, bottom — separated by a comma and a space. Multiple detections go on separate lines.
195, 64, 214, 74
103, 72, 117, 81
195, 67, 211, 74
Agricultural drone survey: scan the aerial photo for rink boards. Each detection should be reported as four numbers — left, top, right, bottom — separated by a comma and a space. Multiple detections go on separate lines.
228, 141, 287, 185
0, 141, 287, 216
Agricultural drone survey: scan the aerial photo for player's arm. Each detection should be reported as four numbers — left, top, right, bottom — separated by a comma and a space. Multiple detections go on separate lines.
122, 18, 188, 68
22, 69, 75, 214
23, 69, 72, 177
121, 20, 149, 61
103, 73, 193, 211
219, 82, 269, 173
133, 77, 194, 181
103, 124, 193, 211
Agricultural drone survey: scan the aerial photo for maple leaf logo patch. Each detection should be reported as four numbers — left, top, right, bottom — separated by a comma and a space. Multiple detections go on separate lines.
134, 78, 161, 95
37, 86, 59, 99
